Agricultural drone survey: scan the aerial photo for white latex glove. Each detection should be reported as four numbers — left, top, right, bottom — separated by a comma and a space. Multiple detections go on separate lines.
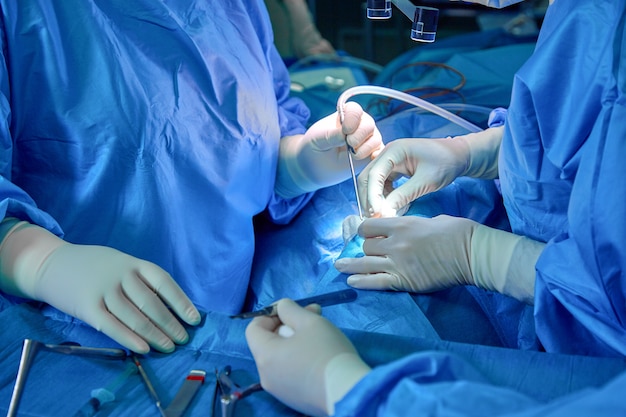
0, 220, 201, 353
334, 215, 546, 304
275, 101, 383, 198
246, 299, 371, 417
358, 127, 503, 217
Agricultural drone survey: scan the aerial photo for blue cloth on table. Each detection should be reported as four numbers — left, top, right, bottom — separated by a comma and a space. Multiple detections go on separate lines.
1, 298, 625, 417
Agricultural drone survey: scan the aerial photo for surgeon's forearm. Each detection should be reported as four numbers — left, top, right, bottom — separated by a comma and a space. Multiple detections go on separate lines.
470, 225, 545, 304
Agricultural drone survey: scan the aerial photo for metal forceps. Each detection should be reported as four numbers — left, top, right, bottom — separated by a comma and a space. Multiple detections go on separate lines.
211, 366, 262, 417
338, 103, 364, 220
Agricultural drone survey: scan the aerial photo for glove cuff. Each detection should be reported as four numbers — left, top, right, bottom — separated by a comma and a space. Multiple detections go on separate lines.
0, 220, 65, 299
275, 134, 313, 199
458, 126, 503, 179
470, 225, 544, 304
324, 352, 371, 415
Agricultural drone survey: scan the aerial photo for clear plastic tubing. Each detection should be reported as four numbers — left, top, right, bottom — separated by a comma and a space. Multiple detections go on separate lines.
337, 85, 483, 133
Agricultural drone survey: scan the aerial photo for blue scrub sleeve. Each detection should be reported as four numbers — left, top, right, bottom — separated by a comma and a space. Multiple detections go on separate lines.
0, 19, 62, 236
266, 45, 315, 224
335, 351, 626, 417
534, 92, 626, 357
335, 352, 538, 417
532, 2, 626, 357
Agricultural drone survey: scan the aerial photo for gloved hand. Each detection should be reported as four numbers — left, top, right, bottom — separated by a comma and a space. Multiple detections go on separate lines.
275, 101, 383, 198
334, 215, 545, 304
0, 220, 201, 353
246, 299, 371, 417
358, 127, 503, 217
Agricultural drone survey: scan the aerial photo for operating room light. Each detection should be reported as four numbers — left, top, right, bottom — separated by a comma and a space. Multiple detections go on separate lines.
366, 0, 439, 43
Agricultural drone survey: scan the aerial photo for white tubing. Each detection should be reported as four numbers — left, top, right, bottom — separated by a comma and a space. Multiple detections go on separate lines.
337, 85, 483, 133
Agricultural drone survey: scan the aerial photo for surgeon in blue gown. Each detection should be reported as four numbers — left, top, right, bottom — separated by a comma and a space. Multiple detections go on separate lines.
0, 0, 383, 354
246, 0, 626, 415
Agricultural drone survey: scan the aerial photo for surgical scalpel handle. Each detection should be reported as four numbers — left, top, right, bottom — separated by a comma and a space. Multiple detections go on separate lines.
230, 289, 358, 319
132, 355, 168, 417
164, 370, 206, 417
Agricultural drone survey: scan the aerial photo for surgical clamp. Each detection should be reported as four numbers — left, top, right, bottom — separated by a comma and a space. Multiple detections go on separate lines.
212, 366, 263, 417
7, 339, 127, 417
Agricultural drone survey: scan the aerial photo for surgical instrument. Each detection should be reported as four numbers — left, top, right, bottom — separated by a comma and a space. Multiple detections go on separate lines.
132, 355, 207, 417
7, 339, 128, 417
229, 288, 358, 319
212, 366, 262, 417
132, 354, 168, 417
164, 369, 207, 417
338, 105, 364, 220
72, 361, 138, 417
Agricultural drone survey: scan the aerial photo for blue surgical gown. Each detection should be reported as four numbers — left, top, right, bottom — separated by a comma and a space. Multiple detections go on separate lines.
0, 0, 311, 313
499, 0, 626, 357
334, 1, 626, 415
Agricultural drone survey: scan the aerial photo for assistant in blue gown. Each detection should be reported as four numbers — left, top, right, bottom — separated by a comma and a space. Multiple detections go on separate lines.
333, 0, 626, 414
0, 0, 311, 314
499, 0, 626, 357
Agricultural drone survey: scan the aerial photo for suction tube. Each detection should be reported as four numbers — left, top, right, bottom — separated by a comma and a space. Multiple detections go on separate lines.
337, 85, 483, 133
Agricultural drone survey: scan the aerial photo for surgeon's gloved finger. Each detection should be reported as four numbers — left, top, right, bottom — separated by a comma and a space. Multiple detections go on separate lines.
140, 263, 201, 326
303, 114, 346, 151
123, 276, 190, 345
340, 101, 366, 135
358, 217, 401, 238
302, 303, 323, 315
384, 174, 440, 213
359, 156, 402, 217
247, 314, 282, 342
346, 273, 401, 291
334, 255, 388, 275
350, 129, 383, 161
104, 291, 176, 353
87, 307, 151, 354
274, 298, 317, 331
344, 113, 381, 160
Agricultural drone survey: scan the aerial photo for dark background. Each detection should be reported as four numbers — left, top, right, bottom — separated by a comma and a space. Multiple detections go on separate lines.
307, 0, 546, 65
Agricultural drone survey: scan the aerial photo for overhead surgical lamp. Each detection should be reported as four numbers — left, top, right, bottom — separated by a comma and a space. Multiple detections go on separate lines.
366, 0, 439, 43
